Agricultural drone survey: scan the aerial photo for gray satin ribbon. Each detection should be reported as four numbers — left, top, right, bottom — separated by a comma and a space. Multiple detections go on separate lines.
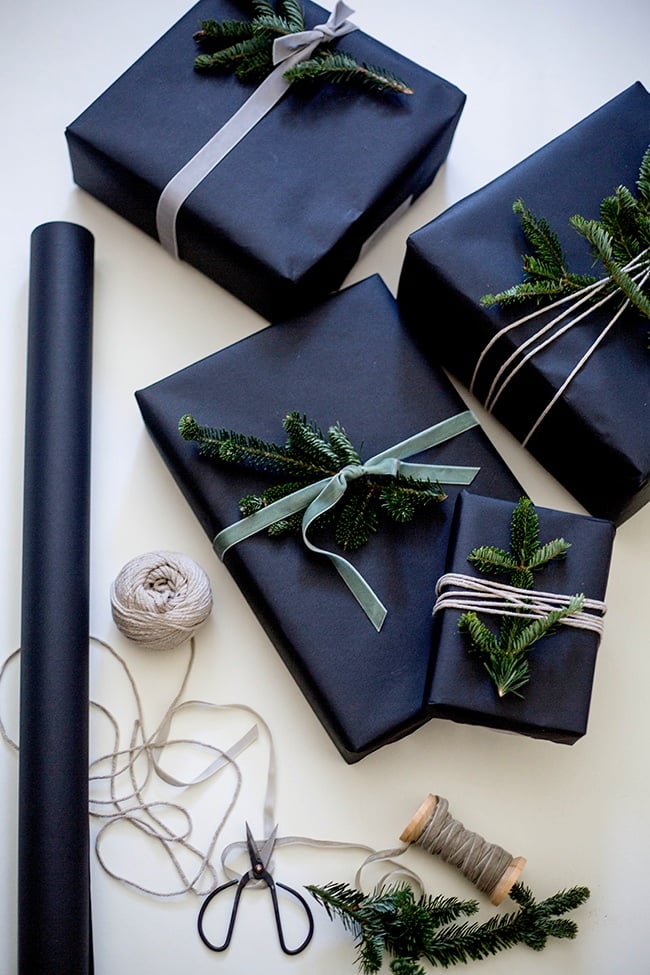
156, 1, 357, 258
214, 411, 480, 631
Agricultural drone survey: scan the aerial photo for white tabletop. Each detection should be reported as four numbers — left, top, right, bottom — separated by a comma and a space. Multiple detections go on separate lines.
1, 1, 649, 973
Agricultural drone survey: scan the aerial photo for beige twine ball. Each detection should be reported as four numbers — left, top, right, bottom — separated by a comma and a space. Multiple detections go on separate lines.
110, 551, 213, 650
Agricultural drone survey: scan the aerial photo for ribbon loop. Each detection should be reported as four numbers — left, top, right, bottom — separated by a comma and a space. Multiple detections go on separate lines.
214, 411, 480, 630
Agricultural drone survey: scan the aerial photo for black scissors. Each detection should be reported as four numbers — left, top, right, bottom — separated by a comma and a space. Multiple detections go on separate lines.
197, 823, 314, 955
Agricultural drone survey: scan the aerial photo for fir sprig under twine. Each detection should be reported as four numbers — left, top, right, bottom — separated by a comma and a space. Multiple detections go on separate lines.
456, 497, 584, 698
307, 880, 589, 974
179, 411, 446, 552
481, 144, 650, 317
476, 147, 650, 413
193, 0, 413, 95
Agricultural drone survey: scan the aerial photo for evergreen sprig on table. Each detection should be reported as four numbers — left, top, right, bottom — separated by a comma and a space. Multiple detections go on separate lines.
481, 144, 650, 324
192, 0, 413, 94
179, 411, 446, 551
458, 497, 584, 698
307, 880, 589, 973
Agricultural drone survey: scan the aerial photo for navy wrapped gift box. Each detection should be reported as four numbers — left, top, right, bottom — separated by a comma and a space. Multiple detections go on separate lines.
398, 82, 650, 525
427, 492, 615, 745
136, 275, 522, 761
66, 0, 465, 322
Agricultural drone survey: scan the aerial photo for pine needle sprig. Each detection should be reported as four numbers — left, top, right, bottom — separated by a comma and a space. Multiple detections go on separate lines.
457, 497, 584, 698
192, 0, 413, 95
306, 880, 589, 972
480, 199, 598, 307
284, 52, 414, 95
179, 411, 446, 552
481, 145, 650, 327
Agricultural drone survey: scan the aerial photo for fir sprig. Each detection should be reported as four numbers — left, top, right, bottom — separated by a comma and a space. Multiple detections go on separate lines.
179, 411, 446, 552
192, 0, 413, 95
307, 880, 589, 973
481, 145, 650, 323
458, 497, 584, 698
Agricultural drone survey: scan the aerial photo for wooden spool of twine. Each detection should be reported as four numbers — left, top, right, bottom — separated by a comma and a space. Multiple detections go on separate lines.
400, 794, 526, 905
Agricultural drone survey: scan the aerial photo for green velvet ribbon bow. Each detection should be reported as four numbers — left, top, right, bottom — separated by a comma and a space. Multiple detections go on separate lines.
214, 411, 480, 630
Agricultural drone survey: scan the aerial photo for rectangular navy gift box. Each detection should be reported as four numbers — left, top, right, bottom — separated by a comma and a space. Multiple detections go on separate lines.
135, 275, 522, 761
427, 491, 615, 744
66, 0, 465, 322
397, 82, 650, 525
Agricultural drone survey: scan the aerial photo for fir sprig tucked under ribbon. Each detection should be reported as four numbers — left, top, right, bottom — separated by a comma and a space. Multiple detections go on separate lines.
481, 145, 650, 323
193, 0, 413, 95
179, 410, 479, 629
457, 497, 583, 697
307, 880, 589, 974
180, 411, 450, 551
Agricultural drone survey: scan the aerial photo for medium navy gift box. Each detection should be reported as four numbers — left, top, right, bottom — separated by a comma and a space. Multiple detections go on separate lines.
428, 491, 615, 744
136, 276, 522, 761
398, 82, 650, 525
66, 0, 465, 322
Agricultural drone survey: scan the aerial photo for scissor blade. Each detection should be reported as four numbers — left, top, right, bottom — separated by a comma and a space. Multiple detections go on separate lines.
258, 825, 278, 868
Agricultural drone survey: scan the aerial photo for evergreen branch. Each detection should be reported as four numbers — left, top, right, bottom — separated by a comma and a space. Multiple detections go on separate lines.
179, 411, 446, 550
335, 485, 380, 551
283, 412, 341, 470
466, 546, 517, 575
285, 52, 414, 95
328, 422, 362, 467
459, 497, 577, 697
193, 19, 255, 47
192, 1, 412, 96
307, 880, 589, 972
638, 145, 650, 206
178, 413, 330, 479
570, 215, 650, 319
481, 146, 650, 332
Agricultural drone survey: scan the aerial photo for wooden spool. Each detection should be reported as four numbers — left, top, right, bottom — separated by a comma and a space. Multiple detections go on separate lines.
400, 794, 526, 906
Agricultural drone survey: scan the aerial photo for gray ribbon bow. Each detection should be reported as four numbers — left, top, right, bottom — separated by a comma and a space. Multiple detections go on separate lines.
156, 1, 357, 258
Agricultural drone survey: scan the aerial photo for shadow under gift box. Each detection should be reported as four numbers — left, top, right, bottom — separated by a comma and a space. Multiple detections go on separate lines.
428, 491, 615, 744
135, 275, 522, 762
65, 0, 465, 322
397, 82, 650, 526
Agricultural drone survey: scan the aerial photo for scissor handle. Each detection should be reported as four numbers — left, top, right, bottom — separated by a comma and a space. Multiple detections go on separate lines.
197, 873, 314, 956
197, 877, 243, 952
272, 879, 315, 955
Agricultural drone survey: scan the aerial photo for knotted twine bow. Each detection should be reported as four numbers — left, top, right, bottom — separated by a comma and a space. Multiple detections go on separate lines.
156, 1, 358, 257
214, 411, 480, 631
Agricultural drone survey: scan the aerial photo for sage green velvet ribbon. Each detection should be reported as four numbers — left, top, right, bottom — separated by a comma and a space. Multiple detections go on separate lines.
214, 410, 480, 631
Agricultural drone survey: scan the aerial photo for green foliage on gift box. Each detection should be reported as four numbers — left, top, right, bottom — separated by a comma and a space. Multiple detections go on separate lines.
179, 411, 445, 551
458, 497, 585, 698
307, 879, 589, 973
193, 0, 413, 94
482, 144, 650, 324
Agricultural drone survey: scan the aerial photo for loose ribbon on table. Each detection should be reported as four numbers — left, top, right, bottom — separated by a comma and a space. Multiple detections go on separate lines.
156, 1, 358, 258
214, 410, 480, 631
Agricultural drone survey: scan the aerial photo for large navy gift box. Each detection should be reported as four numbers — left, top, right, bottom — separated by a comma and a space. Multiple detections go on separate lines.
398, 83, 650, 525
66, 0, 465, 321
136, 276, 522, 761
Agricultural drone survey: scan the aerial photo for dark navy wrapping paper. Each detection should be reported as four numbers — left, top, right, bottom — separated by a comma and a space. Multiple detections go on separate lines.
398, 83, 650, 525
19, 222, 94, 974
65, 0, 465, 321
428, 491, 615, 744
136, 275, 522, 761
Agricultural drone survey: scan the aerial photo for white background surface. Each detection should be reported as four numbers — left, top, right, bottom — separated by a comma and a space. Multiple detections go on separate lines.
1, 1, 649, 973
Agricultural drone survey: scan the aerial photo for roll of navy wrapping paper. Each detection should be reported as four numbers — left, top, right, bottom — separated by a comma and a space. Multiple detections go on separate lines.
19, 222, 94, 974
